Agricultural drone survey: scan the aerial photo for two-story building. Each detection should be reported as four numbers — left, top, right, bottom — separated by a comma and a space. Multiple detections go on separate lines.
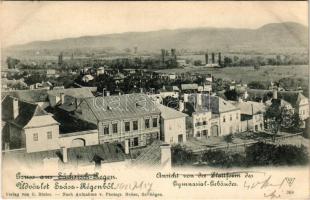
231, 101, 266, 132
2, 95, 60, 153
185, 93, 241, 138
73, 93, 161, 149
157, 104, 187, 144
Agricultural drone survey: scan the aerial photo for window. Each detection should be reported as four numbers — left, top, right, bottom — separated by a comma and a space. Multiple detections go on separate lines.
104, 125, 109, 135
133, 121, 138, 131
202, 130, 208, 136
230, 115, 232, 121
223, 116, 226, 123
152, 118, 158, 127
196, 131, 201, 137
125, 122, 130, 132
112, 123, 118, 134
203, 121, 207, 125
47, 131, 52, 139
145, 119, 150, 129
33, 133, 38, 141
133, 137, 139, 147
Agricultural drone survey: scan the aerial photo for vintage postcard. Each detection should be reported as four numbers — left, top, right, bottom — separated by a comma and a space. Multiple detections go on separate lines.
1, 1, 309, 199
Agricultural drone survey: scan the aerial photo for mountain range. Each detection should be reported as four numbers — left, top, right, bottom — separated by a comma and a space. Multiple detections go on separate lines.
6, 22, 308, 54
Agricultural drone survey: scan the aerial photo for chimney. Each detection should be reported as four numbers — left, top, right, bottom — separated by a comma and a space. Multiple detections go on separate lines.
161, 49, 165, 63
272, 87, 278, 99
178, 101, 184, 112
218, 52, 222, 65
60, 93, 65, 104
197, 93, 202, 106
183, 94, 188, 102
61, 147, 68, 163
160, 144, 171, 167
124, 139, 130, 154
13, 98, 19, 119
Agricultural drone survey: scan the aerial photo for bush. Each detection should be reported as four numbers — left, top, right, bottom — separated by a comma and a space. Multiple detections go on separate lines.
201, 150, 245, 168
245, 142, 309, 166
199, 142, 308, 168
171, 144, 196, 166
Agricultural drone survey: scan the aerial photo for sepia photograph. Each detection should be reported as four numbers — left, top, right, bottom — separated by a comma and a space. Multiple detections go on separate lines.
1, 1, 309, 199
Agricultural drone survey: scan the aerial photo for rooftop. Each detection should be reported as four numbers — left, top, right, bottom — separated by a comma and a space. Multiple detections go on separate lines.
3, 143, 127, 167
48, 107, 97, 134
47, 87, 94, 99
132, 140, 164, 166
157, 104, 188, 120
181, 84, 198, 90
80, 93, 161, 122
230, 101, 266, 115
187, 94, 239, 114
2, 95, 54, 128
2, 89, 49, 102
247, 89, 308, 106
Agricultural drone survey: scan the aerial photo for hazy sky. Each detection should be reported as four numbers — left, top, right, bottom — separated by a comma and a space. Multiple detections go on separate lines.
1, 1, 308, 47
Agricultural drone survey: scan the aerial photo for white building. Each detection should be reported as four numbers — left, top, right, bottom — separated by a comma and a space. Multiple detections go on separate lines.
82, 74, 94, 83
185, 93, 241, 137
157, 104, 188, 144
96, 67, 105, 76
231, 101, 265, 132
2, 96, 60, 153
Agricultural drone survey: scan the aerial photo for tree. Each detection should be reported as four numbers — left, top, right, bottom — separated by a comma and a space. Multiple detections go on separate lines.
193, 60, 202, 66
265, 104, 295, 141
6, 57, 20, 69
248, 81, 266, 89
171, 144, 195, 166
245, 142, 309, 166
224, 89, 238, 101
224, 133, 233, 148
223, 57, 232, 67
289, 113, 303, 132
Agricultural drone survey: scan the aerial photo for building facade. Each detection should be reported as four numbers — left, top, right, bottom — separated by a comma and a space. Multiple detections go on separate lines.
73, 94, 161, 148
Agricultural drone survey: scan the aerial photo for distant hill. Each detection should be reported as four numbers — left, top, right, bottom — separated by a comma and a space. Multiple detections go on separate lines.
6, 22, 308, 54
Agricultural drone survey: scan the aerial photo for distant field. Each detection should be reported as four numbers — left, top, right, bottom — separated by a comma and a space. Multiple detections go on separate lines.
156, 65, 309, 83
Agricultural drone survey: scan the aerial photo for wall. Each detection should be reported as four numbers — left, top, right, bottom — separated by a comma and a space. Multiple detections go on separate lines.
193, 111, 212, 139
9, 124, 25, 149
240, 114, 264, 132
59, 130, 99, 148
24, 124, 60, 153
74, 101, 98, 124
162, 117, 186, 144
219, 110, 241, 135
98, 115, 160, 148
298, 101, 309, 121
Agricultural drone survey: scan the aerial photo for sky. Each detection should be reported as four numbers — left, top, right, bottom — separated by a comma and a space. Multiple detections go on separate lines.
0, 1, 308, 47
